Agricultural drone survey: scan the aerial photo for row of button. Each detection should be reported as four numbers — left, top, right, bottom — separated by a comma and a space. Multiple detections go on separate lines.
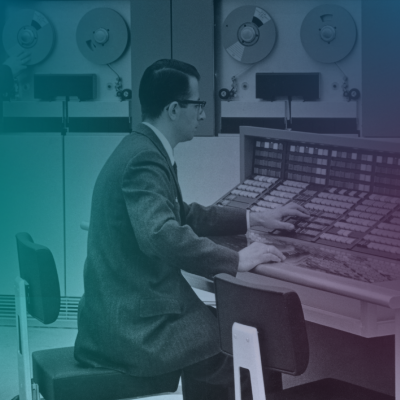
376, 155, 400, 165
373, 186, 400, 197
275, 185, 303, 194
369, 194, 400, 204
289, 154, 328, 165
330, 160, 372, 172
328, 179, 370, 192
231, 189, 258, 198
311, 198, 352, 209
334, 221, 368, 232
332, 150, 373, 162
320, 233, 355, 244
283, 180, 309, 188
252, 203, 279, 210
371, 228, 400, 240
255, 149, 283, 160
237, 184, 264, 193
287, 173, 327, 185
356, 206, 389, 216
367, 242, 400, 255
365, 235, 400, 248
374, 175, 400, 188
328, 188, 368, 197
256, 141, 283, 150
346, 217, 376, 227
253, 168, 282, 178
255, 159, 282, 169
253, 175, 278, 183
377, 222, 400, 233
244, 179, 272, 189
270, 190, 296, 199
315, 217, 335, 225
304, 203, 346, 214
362, 199, 397, 209
262, 196, 290, 205
290, 145, 329, 156
288, 164, 327, 175
318, 192, 360, 204
330, 170, 371, 182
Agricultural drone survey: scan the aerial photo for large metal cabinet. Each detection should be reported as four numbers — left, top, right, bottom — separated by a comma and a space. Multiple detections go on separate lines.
130, 0, 215, 136
64, 134, 126, 297
362, 0, 400, 138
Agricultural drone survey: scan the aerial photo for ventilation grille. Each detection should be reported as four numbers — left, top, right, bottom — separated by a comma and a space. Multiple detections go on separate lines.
0, 295, 80, 328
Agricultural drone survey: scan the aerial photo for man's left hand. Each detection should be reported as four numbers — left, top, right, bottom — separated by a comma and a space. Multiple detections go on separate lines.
249, 202, 309, 232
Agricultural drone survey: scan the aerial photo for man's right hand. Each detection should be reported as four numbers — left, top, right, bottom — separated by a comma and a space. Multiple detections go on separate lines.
238, 242, 286, 272
3, 50, 30, 77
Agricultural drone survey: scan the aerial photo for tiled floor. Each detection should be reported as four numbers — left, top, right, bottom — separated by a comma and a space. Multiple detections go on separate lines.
0, 326, 182, 400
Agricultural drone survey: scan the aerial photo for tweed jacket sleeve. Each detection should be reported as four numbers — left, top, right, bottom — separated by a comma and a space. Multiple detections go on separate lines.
0, 65, 15, 98
122, 147, 246, 280
183, 201, 247, 237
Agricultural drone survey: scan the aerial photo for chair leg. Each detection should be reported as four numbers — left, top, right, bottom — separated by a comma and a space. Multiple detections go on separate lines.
15, 278, 33, 400
232, 323, 266, 400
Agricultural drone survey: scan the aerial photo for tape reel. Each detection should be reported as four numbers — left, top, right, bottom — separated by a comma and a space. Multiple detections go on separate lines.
76, 8, 129, 65
301, 5, 357, 64
222, 6, 276, 64
2, 9, 54, 65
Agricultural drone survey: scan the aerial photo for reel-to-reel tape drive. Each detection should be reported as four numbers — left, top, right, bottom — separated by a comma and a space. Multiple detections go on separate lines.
2, 7, 129, 66
2, 6, 131, 101
220, 3, 360, 103
2, 9, 55, 66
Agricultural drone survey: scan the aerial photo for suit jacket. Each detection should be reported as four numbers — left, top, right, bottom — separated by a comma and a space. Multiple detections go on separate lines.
0, 65, 15, 98
74, 123, 247, 377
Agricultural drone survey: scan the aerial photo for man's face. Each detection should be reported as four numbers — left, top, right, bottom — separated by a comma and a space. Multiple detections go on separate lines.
176, 76, 206, 143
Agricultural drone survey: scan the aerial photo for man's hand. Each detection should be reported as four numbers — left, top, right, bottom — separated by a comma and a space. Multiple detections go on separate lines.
3, 51, 30, 77
250, 202, 309, 232
238, 242, 286, 272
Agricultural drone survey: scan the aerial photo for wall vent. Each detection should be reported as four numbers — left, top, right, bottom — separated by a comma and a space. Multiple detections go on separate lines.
0, 295, 79, 328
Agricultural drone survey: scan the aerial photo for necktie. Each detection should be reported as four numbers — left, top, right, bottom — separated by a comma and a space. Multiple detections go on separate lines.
173, 163, 178, 177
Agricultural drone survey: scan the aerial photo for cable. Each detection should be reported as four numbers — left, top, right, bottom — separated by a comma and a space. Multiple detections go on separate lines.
334, 62, 348, 79
107, 63, 121, 79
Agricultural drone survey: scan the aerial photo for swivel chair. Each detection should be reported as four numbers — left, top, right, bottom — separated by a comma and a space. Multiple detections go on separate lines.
214, 273, 394, 400
14, 232, 181, 400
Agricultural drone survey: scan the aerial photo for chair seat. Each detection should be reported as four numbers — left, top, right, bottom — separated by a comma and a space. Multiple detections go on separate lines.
32, 347, 181, 400
268, 378, 394, 400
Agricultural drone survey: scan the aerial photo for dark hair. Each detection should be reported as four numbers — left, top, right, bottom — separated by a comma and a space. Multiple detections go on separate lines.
139, 59, 200, 120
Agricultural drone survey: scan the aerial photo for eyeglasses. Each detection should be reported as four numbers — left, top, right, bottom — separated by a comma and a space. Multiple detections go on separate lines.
178, 100, 206, 114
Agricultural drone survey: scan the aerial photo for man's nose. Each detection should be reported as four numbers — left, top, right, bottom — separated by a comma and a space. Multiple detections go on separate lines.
199, 109, 206, 120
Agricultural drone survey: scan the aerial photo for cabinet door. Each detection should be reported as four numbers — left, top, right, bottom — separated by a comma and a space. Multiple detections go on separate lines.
130, 0, 172, 127
362, 0, 400, 138
64, 134, 126, 297
0, 135, 64, 295
172, 0, 215, 136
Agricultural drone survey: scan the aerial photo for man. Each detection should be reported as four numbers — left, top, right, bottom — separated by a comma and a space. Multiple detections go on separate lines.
74, 59, 308, 399
1, 50, 30, 98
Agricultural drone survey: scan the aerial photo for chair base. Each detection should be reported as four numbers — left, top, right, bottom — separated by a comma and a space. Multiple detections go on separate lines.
32, 347, 181, 400
268, 378, 394, 400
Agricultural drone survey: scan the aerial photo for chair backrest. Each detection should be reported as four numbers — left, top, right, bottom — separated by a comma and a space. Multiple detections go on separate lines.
15, 232, 60, 324
214, 273, 309, 376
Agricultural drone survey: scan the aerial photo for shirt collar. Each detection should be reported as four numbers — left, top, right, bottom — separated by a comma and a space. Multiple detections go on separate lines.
142, 122, 175, 166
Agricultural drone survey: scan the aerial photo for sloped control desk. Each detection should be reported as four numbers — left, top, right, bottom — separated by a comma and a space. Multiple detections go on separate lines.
183, 127, 400, 398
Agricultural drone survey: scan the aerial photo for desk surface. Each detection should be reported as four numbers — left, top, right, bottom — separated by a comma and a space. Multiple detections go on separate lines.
183, 233, 400, 339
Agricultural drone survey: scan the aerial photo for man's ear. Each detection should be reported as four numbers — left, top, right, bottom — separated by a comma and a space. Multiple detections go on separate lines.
167, 101, 180, 121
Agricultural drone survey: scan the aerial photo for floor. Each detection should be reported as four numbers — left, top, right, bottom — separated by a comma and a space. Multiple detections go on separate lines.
0, 325, 182, 400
